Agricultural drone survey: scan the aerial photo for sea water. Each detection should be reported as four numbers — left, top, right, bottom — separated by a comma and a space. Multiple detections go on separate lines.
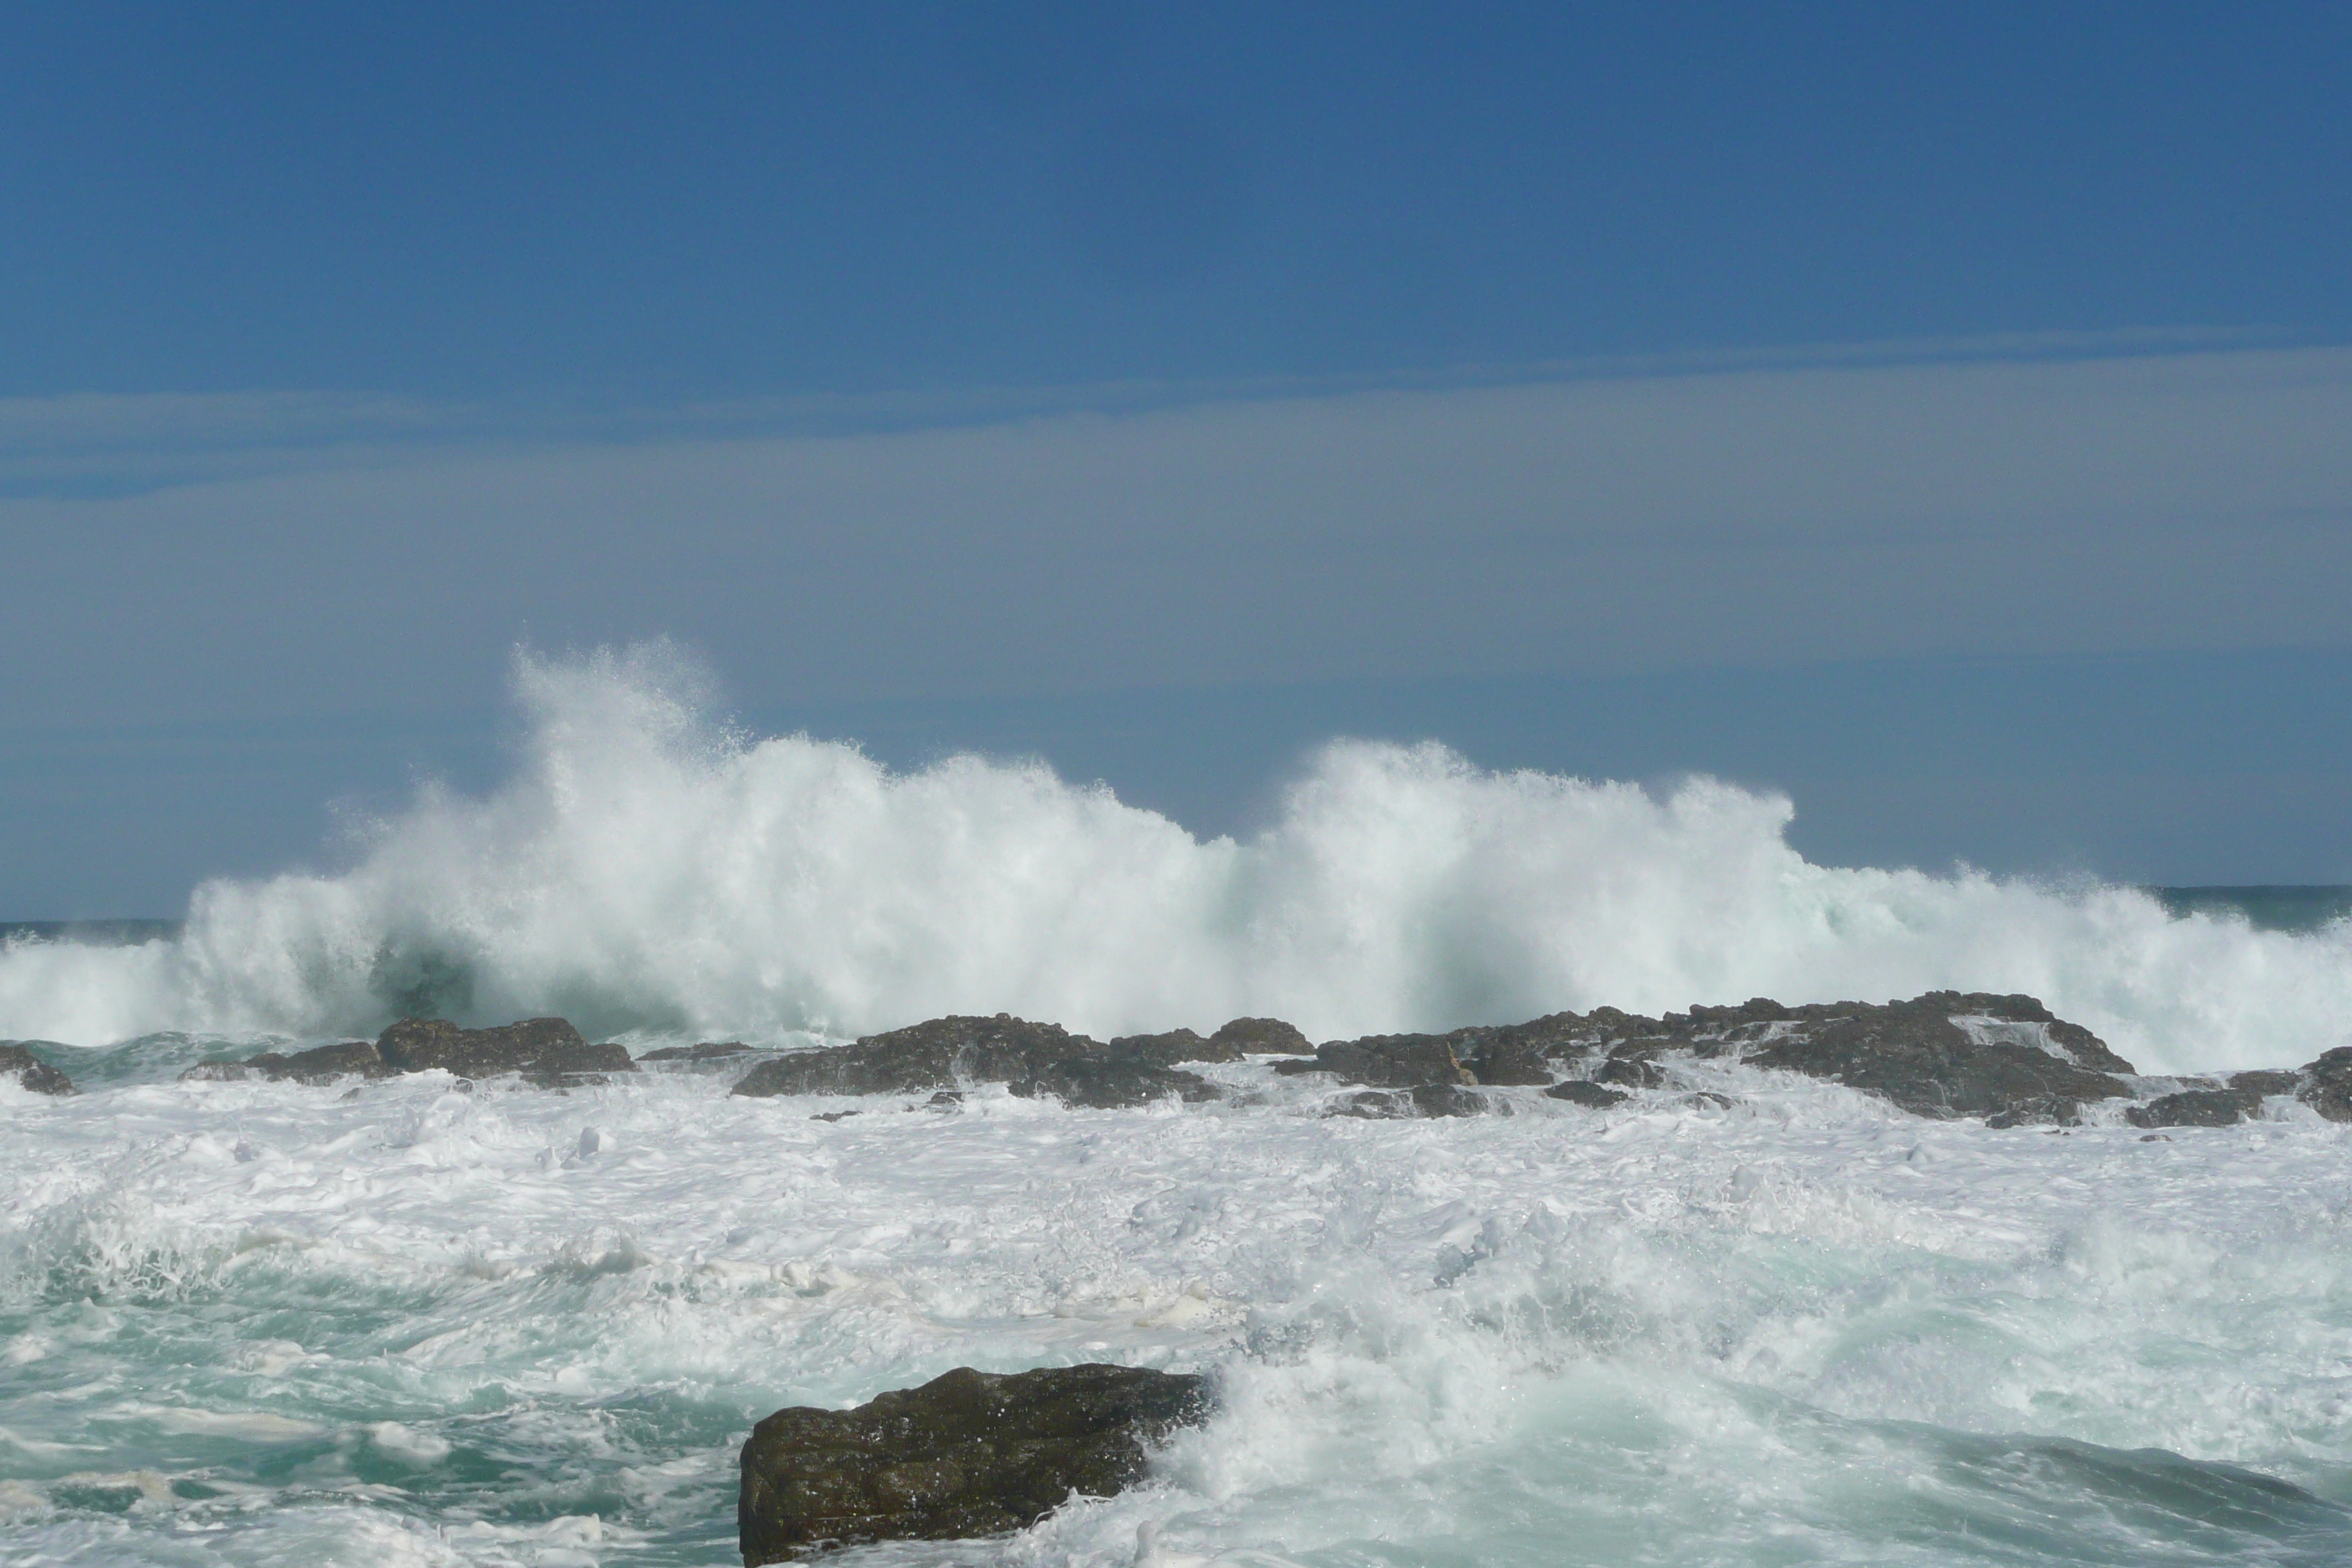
4, 648, 2351, 1566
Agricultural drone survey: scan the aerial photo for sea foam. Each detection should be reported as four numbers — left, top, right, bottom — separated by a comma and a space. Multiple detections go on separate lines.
1, 644, 2346, 1070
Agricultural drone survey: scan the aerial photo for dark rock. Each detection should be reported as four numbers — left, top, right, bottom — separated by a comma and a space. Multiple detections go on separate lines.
810, 1110, 859, 1123
376, 1017, 636, 1085
1745, 993, 2133, 1123
1206, 1017, 1315, 1055
181, 1040, 387, 1085
1326, 1089, 1414, 1119
2126, 1086, 2266, 1128
1273, 1033, 1473, 1088
2297, 1047, 2352, 1122
1986, 1096, 2087, 1129
1595, 1052, 1669, 1090
1323, 1083, 1501, 1119
733, 1014, 1096, 1098
0, 1043, 75, 1096
738, 1364, 1208, 1564
1013, 1056, 1221, 1109
1106, 1028, 1238, 1066
2231, 1069, 2302, 1098
638, 1041, 753, 1062
1543, 1079, 1627, 1108
1448, 1017, 1578, 1085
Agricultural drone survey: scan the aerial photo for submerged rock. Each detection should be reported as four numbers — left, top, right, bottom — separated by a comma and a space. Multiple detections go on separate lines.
0, 1043, 75, 1096
738, 1364, 1209, 1564
183, 1040, 388, 1085
1327, 1082, 1508, 1119
1542, 1079, 1627, 1109
731, 1014, 1221, 1108
377, 1017, 636, 1085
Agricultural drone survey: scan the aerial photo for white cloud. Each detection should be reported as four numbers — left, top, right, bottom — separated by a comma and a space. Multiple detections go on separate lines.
4, 341, 2349, 728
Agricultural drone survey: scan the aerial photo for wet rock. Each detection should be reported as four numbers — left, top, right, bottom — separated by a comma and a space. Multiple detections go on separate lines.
1273, 1034, 1473, 1088
1206, 1017, 1315, 1055
732, 1015, 1213, 1108
376, 1017, 636, 1085
738, 1364, 1208, 1564
733, 1014, 1095, 1098
182, 1040, 388, 1085
2125, 1086, 2267, 1128
1325, 1083, 1503, 1119
1012, 1056, 1221, 1109
1542, 1079, 1627, 1109
1447, 1016, 1579, 1085
0, 1043, 75, 1096
1595, 1052, 1669, 1090
1743, 993, 2134, 1123
1106, 1028, 1239, 1066
638, 1041, 753, 1063
2297, 1048, 2352, 1122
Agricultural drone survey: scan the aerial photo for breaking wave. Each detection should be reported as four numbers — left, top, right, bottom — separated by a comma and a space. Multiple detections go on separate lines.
2, 645, 2348, 1068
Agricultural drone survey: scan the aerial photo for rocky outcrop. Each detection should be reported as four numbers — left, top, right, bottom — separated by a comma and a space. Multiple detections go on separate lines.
638, 1041, 754, 1063
377, 1017, 633, 1083
182, 1017, 634, 1087
1, 1043, 75, 1096
1264, 993, 2152, 1125
1109, 1028, 1240, 1066
181, 1040, 390, 1085
2298, 1049, 2352, 1121
1275, 1033, 1474, 1089
1542, 1079, 1627, 1109
738, 1364, 1208, 1564
1207, 1017, 1316, 1055
731, 1014, 1223, 1109
1738, 995, 2136, 1123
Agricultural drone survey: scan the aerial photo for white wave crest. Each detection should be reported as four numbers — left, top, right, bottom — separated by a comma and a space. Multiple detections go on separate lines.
2, 645, 2347, 1068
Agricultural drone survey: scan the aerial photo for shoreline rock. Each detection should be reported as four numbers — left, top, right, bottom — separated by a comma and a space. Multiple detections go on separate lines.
739, 1364, 1208, 1564
731, 1014, 1240, 1109
182, 1017, 636, 1088
1, 1043, 75, 1096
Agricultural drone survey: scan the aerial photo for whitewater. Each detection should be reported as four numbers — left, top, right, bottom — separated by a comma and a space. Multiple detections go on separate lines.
5, 647, 2352, 1566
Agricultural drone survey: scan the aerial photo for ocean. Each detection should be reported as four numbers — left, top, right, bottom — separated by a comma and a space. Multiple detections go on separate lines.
5, 652, 2351, 1567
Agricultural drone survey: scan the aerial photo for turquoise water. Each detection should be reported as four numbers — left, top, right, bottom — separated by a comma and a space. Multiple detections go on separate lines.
7, 1039, 2352, 1566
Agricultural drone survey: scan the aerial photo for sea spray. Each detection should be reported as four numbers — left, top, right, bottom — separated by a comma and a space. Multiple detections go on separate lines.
1, 644, 2348, 1068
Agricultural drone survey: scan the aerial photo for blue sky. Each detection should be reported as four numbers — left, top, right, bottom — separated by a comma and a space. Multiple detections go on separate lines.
4, 3, 2350, 912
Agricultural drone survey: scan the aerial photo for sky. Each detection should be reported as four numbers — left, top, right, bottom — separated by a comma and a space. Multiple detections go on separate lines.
3, 2, 2350, 914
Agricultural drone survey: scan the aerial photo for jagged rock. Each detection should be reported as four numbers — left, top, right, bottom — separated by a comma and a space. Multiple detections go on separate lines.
738, 1364, 1208, 1564
182, 1040, 388, 1085
1738, 993, 2134, 1123
734, 1015, 1082, 1098
1447, 1014, 1581, 1085
0, 1043, 75, 1096
377, 1017, 636, 1085
1543, 1079, 1627, 1108
1014, 1056, 1221, 1109
1207, 1017, 1315, 1055
2127, 1085, 2266, 1128
732, 1015, 1214, 1108
2298, 1049, 2352, 1121
1595, 1053, 1669, 1089
638, 1041, 753, 1062
1273, 1034, 1474, 1088
1326, 1083, 1504, 1119
1107, 1028, 1240, 1066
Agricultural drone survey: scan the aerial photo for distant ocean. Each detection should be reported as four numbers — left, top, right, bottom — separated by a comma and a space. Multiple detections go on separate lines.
5, 652, 2350, 1566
